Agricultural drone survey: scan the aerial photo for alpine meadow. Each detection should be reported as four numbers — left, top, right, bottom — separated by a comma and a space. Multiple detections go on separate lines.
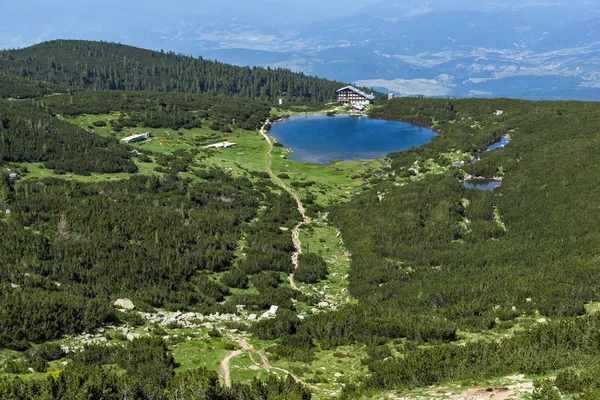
0, 35, 600, 400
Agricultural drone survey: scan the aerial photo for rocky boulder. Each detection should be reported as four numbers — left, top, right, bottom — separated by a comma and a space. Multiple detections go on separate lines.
114, 298, 135, 310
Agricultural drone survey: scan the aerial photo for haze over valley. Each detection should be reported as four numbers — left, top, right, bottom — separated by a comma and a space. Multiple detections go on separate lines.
3, 0, 600, 99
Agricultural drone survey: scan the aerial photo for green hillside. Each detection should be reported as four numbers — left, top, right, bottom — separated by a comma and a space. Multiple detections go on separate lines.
2, 72, 600, 398
0, 40, 352, 102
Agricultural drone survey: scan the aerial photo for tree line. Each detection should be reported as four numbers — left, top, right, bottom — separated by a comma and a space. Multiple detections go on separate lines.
0, 99, 136, 175
0, 39, 347, 102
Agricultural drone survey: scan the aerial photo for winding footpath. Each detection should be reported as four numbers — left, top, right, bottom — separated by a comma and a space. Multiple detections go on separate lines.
220, 121, 320, 389
259, 120, 311, 290
220, 334, 330, 393
218, 122, 345, 394
220, 349, 242, 388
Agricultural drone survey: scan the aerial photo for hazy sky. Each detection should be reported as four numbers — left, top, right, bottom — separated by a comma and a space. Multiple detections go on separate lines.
0, 0, 387, 49
1, 0, 598, 50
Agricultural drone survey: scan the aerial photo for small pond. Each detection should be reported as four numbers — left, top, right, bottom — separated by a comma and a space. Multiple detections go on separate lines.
269, 115, 436, 164
487, 137, 511, 151
463, 179, 502, 191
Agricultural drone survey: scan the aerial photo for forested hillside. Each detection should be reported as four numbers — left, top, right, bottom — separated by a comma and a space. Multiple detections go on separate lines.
269, 97, 600, 398
0, 100, 136, 174
3, 65, 600, 398
0, 40, 352, 102
0, 75, 72, 99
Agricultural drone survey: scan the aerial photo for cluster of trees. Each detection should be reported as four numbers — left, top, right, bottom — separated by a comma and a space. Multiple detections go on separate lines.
0, 100, 136, 174
0, 338, 311, 399
341, 313, 600, 397
0, 74, 72, 99
0, 170, 261, 348
39, 90, 272, 132
0, 162, 313, 349
0, 40, 345, 102
295, 253, 328, 284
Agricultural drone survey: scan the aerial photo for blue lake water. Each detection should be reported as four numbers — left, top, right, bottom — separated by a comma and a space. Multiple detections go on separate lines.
487, 137, 511, 151
269, 115, 436, 164
463, 179, 502, 191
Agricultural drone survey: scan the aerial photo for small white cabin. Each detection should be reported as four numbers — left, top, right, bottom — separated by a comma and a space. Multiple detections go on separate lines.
121, 132, 151, 144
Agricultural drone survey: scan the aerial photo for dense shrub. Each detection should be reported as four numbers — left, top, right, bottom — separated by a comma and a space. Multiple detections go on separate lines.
295, 253, 328, 284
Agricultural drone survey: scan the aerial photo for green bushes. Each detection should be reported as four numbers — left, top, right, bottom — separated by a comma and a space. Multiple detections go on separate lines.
0, 100, 137, 175
221, 268, 249, 289
251, 271, 281, 292
295, 253, 328, 284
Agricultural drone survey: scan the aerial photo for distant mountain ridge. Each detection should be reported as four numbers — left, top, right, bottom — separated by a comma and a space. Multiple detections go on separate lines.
163, 0, 600, 99
2, 1, 600, 99
0, 40, 370, 102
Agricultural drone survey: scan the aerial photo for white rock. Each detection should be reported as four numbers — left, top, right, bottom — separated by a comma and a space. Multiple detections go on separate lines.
334, 372, 343, 378
248, 314, 258, 321
318, 302, 329, 308
261, 305, 279, 319
113, 298, 135, 310
126, 332, 140, 341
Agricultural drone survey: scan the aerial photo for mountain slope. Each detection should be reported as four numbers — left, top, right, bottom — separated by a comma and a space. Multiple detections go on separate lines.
0, 40, 353, 102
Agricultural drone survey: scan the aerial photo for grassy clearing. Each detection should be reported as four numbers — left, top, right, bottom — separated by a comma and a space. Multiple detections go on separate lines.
270, 145, 388, 208
62, 114, 227, 153
455, 312, 548, 344
267, 344, 368, 396
294, 219, 355, 307
171, 336, 232, 373
200, 131, 269, 179
229, 353, 269, 383
20, 159, 160, 182
585, 302, 600, 314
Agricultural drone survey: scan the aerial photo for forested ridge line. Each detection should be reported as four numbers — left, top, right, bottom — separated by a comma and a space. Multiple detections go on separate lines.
0, 39, 377, 102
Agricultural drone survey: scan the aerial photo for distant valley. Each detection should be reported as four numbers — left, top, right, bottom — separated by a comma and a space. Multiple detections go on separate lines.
4, 0, 599, 99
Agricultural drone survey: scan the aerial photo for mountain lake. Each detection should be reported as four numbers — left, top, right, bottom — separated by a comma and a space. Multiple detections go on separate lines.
269, 115, 436, 164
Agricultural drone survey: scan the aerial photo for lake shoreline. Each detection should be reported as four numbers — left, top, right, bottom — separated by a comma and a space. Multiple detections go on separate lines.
268, 114, 436, 165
